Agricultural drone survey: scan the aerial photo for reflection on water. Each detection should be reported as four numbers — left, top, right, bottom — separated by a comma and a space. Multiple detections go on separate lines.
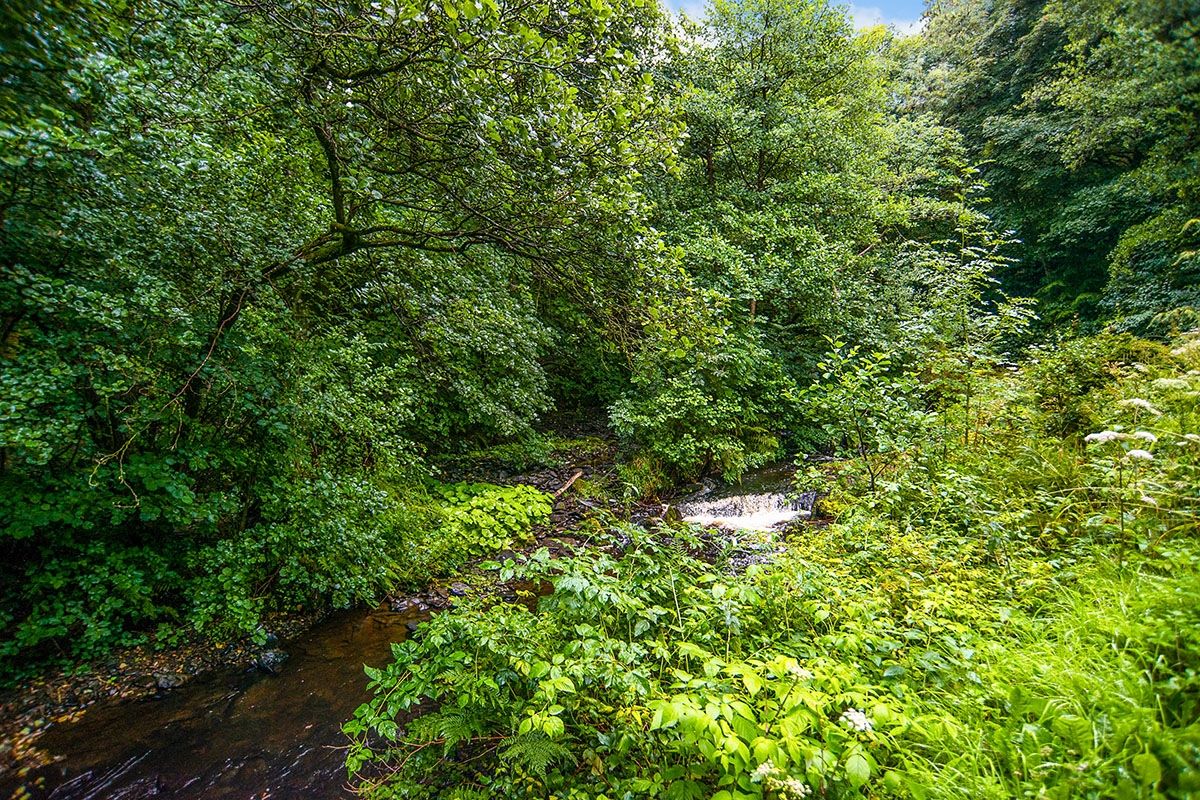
2, 606, 427, 799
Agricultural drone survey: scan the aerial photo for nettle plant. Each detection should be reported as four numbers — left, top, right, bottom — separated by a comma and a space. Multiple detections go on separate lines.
344, 526, 908, 800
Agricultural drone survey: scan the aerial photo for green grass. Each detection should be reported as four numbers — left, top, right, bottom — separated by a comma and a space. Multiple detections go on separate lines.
897, 550, 1200, 799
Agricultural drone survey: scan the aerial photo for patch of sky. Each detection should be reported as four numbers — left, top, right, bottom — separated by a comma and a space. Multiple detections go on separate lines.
664, 0, 927, 37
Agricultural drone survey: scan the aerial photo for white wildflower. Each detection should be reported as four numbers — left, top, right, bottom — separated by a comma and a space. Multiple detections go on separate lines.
1140, 495, 1157, 506
1119, 398, 1163, 416
1185, 434, 1200, 443
1126, 449, 1154, 461
750, 761, 776, 783
1084, 430, 1126, 444
786, 662, 814, 680
762, 773, 812, 799
781, 777, 812, 798
1171, 339, 1200, 357
840, 707, 873, 732
1153, 378, 1190, 391
1132, 430, 1158, 442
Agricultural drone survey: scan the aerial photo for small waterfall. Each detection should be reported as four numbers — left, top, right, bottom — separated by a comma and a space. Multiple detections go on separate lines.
678, 490, 816, 531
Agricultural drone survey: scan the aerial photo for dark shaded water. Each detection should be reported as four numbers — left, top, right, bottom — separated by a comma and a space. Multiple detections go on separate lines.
3, 606, 427, 799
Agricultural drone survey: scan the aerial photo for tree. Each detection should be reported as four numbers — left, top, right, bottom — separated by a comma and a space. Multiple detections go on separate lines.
914, 0, 1200, 330
1038, 0, 1200, 330
0, 0, 679, 669
658, 0, 889, 351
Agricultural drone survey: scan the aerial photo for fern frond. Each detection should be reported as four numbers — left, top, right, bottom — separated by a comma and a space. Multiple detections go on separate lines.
499, 731, 572, 778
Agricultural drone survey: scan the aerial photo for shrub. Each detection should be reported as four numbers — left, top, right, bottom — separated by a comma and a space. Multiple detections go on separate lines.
188, 473, 402, 637
611, 289, 794, 488
346, 527, 912, 799
0, 542, 179, 674
798, 343, 932, 493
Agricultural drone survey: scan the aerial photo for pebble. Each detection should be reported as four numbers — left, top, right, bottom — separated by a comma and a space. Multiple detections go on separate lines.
254, 649, 289, 675
154, 673, 185, 691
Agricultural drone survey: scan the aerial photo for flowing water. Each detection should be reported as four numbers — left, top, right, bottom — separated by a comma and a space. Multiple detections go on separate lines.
2, 606, 428, 799
1, 465, 809, 799
677, 463, 815, 531
675, 463, 815, 570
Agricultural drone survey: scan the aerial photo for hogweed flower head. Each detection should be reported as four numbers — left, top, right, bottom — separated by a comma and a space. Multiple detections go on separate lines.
1084, 430, 1127, 444
1126, 449, 1154, 461
1119, 398, 1163, 416
840, 707, 873, 732
1132, 430, 1158, 442
760, 771, 812, 799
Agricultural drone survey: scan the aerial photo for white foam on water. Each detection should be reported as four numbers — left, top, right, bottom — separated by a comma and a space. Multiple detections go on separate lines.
679, 491, 812, 532
682, 508, 806, 530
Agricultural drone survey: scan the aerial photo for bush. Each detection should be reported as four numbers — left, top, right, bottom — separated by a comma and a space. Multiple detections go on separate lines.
611, 289, 794, 488
346, 527, 913, 799
1025, 333, 1167, 437
188, 473, 402, 637
798, 343, 932, 493
0, 542, 179, 674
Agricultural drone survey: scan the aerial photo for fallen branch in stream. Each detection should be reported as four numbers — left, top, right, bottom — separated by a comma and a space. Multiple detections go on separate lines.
553, 469, 584, 498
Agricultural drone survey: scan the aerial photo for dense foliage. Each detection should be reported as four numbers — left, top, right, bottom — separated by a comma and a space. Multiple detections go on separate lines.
909, 0, 1200, 328
346, 330, 1200, 798
1, 8, 1199, 800
0, 0, 674, 674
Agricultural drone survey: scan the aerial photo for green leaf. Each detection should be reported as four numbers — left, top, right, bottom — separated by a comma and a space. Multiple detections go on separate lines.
845, 752, 871, 787
1132, 753, 1161, 786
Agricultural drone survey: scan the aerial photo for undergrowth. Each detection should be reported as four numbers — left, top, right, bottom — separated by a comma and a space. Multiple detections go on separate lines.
345, 330, 1200, 799
0, 478, 551, 680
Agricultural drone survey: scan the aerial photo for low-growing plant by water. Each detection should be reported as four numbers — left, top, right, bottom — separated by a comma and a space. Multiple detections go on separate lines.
407, 482, 554, 578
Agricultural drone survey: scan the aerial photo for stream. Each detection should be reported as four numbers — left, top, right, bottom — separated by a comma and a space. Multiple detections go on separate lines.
2, 606, 428, 799
677, 462, 815, 530
1, 465, 807, 799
